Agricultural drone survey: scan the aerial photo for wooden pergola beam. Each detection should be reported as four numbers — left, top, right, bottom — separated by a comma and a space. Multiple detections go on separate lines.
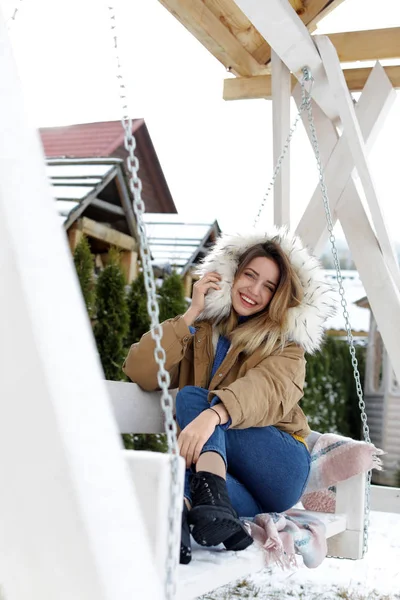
223, 65, 400, 100
79, 217, 136, 252
158, 0, 346, 74
158, 0, 268, 76
328, 27, 400, 63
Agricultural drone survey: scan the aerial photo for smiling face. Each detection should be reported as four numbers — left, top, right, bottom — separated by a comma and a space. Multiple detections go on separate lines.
231, 256, 280, 317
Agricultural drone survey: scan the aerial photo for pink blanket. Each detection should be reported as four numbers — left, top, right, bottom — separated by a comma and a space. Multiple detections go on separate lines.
246, 509, 327, 569
301, 433, 384, 513
245, 433, 383, 569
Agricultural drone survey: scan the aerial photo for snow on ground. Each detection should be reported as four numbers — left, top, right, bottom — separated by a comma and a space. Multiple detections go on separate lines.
199, 511, 400, 599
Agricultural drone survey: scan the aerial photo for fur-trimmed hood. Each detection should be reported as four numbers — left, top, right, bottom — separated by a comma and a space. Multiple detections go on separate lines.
196, 228, 336, 354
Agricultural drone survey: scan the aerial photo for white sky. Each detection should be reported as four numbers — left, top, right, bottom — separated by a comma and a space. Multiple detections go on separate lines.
2, 0, 400, 242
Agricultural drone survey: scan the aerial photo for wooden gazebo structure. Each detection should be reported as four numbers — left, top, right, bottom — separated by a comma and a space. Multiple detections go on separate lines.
157, 0, 400, 389
157, 1, 400, 98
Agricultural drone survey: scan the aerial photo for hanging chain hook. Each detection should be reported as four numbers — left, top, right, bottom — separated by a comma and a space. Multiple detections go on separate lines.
301, 66, 315, 95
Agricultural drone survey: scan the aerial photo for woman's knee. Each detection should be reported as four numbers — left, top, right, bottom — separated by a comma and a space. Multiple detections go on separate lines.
175, 385, 209, 426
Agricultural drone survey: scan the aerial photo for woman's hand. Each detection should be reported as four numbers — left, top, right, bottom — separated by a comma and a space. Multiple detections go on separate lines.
178, 409, 220, 468
183, 272, 221, 326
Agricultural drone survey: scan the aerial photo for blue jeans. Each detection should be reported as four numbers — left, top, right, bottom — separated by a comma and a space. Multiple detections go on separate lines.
175, 385, 311, 517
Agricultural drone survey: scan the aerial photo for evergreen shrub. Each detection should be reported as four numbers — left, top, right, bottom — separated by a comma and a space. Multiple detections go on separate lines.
126, 270, 187, 452
73, 235, 95, 318
303, 335, 366, 439
94, 247, 129, 381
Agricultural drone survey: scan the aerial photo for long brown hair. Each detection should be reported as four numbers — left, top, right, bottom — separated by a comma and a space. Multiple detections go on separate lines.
218, 240, 304, 356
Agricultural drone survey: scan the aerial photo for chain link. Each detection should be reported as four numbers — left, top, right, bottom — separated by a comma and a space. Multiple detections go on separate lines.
107, 5, 181, 598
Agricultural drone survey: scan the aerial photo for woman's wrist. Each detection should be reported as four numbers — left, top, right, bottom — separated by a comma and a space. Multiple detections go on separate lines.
209, 402, 230, 425
207, 407, 221, 425
182, 307, 200, 328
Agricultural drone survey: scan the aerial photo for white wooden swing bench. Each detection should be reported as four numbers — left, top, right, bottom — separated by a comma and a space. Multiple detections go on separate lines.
106, 379, 368, 600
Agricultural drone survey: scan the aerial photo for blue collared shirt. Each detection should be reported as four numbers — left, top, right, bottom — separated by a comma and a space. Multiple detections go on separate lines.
188, 316, 251, 429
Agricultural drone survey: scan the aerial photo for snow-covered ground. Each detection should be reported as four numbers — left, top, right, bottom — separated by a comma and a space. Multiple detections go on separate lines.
200, 511, 400, 599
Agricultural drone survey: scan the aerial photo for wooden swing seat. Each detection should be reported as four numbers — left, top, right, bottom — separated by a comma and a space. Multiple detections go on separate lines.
106, 380, 367, 600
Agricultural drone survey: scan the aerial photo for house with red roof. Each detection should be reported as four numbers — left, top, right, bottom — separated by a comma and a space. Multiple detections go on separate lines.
39, 120, 220, 289
39, 120, 177, 282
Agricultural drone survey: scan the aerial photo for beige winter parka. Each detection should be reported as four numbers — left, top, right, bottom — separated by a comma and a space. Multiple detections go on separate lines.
123, 316, 310, 437
123, 229, 335, 440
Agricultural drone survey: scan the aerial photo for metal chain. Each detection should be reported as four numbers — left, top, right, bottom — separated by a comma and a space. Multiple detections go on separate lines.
253, 66, 372, 558
253, 79, 309, 228
300, 66, 371, 557
107, 5, 181, 599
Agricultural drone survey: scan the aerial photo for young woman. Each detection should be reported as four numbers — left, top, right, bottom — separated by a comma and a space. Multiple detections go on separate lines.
123, 230, 335, 565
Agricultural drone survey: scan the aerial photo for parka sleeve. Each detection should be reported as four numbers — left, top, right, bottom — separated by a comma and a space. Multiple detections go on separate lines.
122, 316, 193, 391
209, 344, 306, 429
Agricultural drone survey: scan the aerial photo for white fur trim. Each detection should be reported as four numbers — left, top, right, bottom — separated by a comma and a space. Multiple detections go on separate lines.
195, 227, 336, 353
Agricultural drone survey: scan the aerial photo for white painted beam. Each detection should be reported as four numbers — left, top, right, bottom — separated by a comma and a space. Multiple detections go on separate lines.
272, 50, 291, 227
292, 65, 400, 392
315, 36, 400, 289
234, 0, 338, 120
295, 62, 396, 255
336, 186, 400, 386
0, 9, 163, 600
370, 484, 400, 513
124, 451, 185, 577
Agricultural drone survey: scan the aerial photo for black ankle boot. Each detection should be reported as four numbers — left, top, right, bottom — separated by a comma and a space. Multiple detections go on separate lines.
188, 471, 253, 551
180, 501, 192, 565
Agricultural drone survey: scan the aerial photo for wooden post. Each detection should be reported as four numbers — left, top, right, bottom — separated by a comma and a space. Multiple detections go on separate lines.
67, 221, 83, 253
183, 272, 193, 298
120, 250, 138, 284
0, 9, 163, 600
271, 50, 291, 227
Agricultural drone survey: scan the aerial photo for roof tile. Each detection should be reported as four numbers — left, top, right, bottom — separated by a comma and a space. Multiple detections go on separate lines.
39, 119, 144, 158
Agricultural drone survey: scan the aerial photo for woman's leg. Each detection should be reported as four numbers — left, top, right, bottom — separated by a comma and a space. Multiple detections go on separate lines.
225, 425, 311, 515
175, 386, 253, 550
226, 473, 262, 517
176, 387, 310, 516
175, 385, 227, 503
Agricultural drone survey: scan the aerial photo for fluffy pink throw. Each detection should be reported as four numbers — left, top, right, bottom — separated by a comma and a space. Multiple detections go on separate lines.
301, 433, 384, 513
245, 433, 383, 569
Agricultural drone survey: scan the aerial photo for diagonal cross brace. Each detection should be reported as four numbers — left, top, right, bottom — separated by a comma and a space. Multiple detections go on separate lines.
295, 62, 396, 256
315, 35, 400, 290
294, 63, 400, 383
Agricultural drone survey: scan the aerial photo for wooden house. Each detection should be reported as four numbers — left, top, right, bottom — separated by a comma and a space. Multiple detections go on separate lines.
40, 120, 177, 282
